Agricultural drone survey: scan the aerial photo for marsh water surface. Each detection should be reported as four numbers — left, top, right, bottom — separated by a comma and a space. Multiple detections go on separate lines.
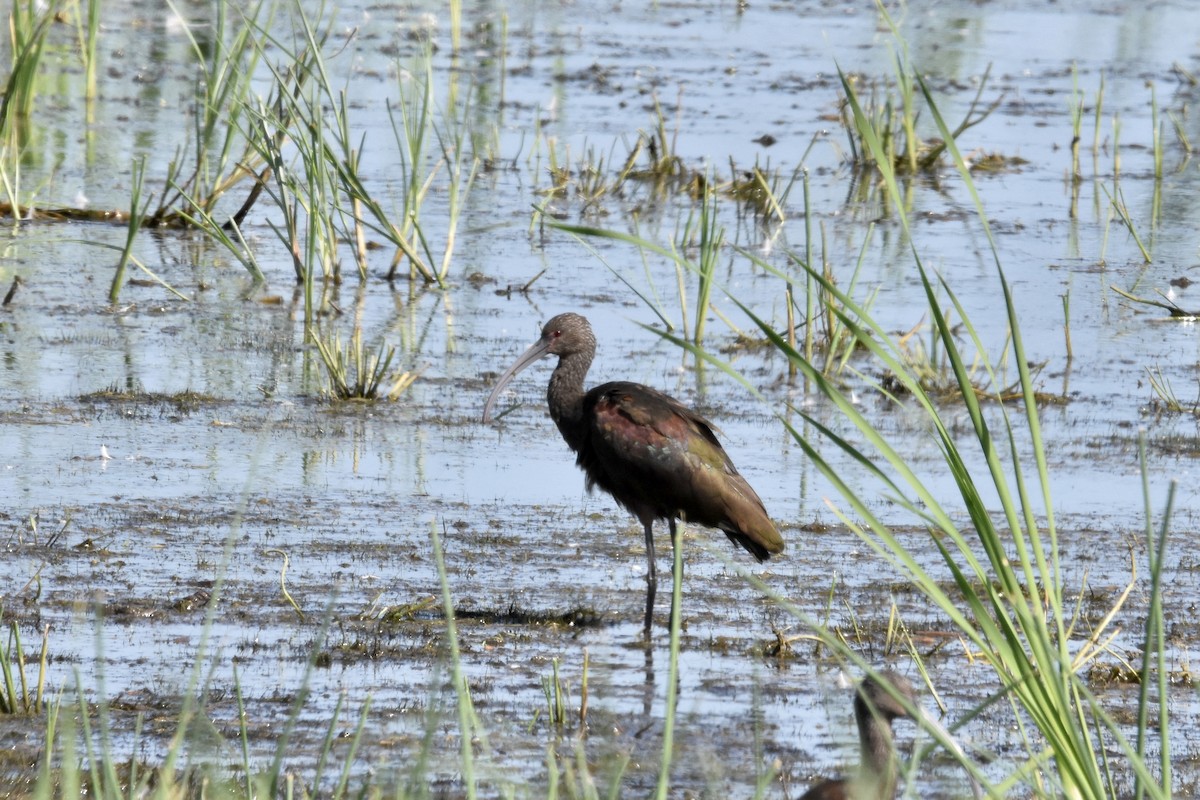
3, 1, 1200, 796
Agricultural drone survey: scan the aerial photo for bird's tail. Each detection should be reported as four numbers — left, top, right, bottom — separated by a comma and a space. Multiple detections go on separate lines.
723, 525, 783, 563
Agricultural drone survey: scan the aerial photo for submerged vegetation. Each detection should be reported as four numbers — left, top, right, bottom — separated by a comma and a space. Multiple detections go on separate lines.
1, 0, 1196, 797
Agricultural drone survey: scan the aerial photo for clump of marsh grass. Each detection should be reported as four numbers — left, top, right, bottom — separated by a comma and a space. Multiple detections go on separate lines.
362, 50, 481, 286
724, 160, 797, 225
837, 63, 1000, 179
1, 0, 55, 140
869, 312, 1057, 405
0, 616, 48, 715
0, 0, 57, 218
534, 99, 699, 219
151, 0, 270, 230
539, 658, 570, 730
5, 1, 483, 302
536, 137, 639, 218
291, 44, 484, 289
712, 168, 878, 381
617, 96, 695, 200
311, 325, 418, 401
836, 6, 1000, 181
542, 94, 804, 225
235, 11, 350, 301
1145, 365, 1200, 415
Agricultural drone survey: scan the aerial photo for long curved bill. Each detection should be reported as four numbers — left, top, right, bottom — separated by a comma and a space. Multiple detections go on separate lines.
914, 707, 985, 800
482, 334, 553, 423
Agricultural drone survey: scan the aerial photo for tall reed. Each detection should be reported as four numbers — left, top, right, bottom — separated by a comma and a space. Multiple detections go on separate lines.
654, 529, 685, 799
431, 519, 482, 799
82, 0, 100, 102
108, 157, 151, 304
719, 59, 1171, 800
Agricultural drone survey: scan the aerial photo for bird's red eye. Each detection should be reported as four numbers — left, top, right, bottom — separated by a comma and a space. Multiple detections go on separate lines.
551, 330, 562, 338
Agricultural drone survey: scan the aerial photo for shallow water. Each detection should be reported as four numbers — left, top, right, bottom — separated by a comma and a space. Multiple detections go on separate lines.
2, 0, 1200, 796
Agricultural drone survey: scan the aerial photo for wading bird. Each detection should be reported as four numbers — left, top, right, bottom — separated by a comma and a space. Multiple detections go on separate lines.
482, 312, 783, 634
801, 671, 980, 800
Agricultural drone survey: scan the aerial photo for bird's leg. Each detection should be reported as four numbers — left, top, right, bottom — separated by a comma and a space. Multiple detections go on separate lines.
668, 517, 681, 626
643, 518, 657, 637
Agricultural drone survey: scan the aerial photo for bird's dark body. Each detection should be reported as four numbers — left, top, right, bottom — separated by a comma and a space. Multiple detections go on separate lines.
800, 778, 850, 800
484, 312, 783, 633
568, 381, 776, 562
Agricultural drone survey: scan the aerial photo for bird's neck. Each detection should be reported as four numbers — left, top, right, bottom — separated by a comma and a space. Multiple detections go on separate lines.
548, 352, 590, 453
856, 705, 898, 799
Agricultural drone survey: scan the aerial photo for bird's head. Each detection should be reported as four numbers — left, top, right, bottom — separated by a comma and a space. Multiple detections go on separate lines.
483, 313, 596, 423
539, 312, 596, 357
856, 671, 918, 725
